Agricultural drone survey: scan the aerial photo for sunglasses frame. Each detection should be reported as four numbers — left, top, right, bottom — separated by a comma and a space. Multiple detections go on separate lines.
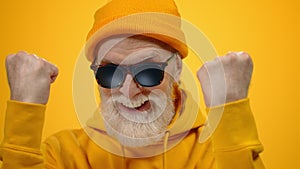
90, 53, 176, 88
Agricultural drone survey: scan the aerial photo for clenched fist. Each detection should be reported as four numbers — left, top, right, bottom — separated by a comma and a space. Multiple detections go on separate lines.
5, 51, 59, 104
197, 52, 253, 107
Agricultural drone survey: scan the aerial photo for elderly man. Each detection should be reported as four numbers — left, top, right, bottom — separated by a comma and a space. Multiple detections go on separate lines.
1, 0, 265, 168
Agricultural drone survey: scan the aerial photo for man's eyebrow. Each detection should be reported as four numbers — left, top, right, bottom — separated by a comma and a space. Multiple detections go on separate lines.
99, 59, 110, 64
127, 50, 164, 63
139, 55, 157, 62
94, 49, 167, 66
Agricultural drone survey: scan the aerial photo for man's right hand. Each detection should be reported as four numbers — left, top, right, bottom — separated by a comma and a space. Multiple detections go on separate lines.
5, 51, 59, 105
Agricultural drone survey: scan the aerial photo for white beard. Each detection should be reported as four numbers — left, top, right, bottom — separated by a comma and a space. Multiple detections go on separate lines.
100, 86, 175, 147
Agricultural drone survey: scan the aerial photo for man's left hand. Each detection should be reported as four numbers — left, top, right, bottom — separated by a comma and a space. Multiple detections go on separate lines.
197, 52, 253, 107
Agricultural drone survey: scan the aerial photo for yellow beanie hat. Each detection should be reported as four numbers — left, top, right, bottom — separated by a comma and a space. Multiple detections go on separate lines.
85, 0, 188, 62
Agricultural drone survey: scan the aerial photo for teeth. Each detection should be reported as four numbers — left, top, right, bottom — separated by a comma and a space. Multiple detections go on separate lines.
120, 97, 148, 108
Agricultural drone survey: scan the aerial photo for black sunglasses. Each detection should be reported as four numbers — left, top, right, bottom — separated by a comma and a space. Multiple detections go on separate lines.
91, 53, 175, 89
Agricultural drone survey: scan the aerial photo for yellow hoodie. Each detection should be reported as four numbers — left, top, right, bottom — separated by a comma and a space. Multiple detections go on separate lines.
0, 92, 265, 169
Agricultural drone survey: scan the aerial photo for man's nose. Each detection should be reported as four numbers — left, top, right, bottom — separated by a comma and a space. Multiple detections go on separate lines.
119, 74, 141, 98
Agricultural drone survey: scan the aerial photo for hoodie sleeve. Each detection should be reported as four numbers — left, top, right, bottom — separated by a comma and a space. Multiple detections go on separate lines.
0, 100, 46, 169
208, 98, 265, 169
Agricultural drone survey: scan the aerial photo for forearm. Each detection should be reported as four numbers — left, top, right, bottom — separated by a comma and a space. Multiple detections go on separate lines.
209, 99, 265, 169
0, 100, 46, 169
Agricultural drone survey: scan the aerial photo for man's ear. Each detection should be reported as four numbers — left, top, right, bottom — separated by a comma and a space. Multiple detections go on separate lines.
173, 53, 182, 83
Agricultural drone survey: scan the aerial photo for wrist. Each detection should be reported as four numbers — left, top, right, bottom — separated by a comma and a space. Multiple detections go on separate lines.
10, 94, 48, 105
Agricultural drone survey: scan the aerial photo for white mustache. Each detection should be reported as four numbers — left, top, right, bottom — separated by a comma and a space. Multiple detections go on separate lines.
112, 94, 148, 109
107, 90, 168, 123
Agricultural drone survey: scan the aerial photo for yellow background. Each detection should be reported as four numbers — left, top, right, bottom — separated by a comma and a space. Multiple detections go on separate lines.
0, 0, 299, 168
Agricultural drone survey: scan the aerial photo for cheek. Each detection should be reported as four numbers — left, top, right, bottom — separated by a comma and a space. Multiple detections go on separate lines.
161, 73, 173, 88
99, 87, 113, 97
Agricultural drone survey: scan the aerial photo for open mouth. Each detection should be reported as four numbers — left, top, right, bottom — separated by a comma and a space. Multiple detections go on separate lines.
117, 100, 151, 113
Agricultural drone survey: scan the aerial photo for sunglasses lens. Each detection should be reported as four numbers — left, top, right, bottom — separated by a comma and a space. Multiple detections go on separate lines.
135, 68, 164, 87
95, 63, 166, 88
96, 64, 124, 88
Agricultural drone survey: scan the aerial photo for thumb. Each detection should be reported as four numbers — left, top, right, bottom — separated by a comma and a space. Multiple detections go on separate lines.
49, 64, 59, 84
43, 58, 59, 84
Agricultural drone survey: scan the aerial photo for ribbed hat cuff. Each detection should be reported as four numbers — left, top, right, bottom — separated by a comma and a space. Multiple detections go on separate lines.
85, 12, 188, 62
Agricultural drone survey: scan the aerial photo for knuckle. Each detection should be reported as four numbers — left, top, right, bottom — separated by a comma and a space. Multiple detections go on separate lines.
53, 64, 59, 72
39, 58, 47, 67
5, 54, 15, 63
231, 53, 239, 60
16, 50, 28, 56
223, 53, 235, 62
224, 51, 252, 63
241, 51, 250, 57
15, 51, 30, 60
239, 52, 249, 59
238, 52, 253, 64
226, 51, 234, 55
236, 51, 250, 59
226, 51, 236, 57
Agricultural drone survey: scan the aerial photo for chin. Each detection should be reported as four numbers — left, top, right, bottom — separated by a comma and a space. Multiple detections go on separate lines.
100, 87, 175, 147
